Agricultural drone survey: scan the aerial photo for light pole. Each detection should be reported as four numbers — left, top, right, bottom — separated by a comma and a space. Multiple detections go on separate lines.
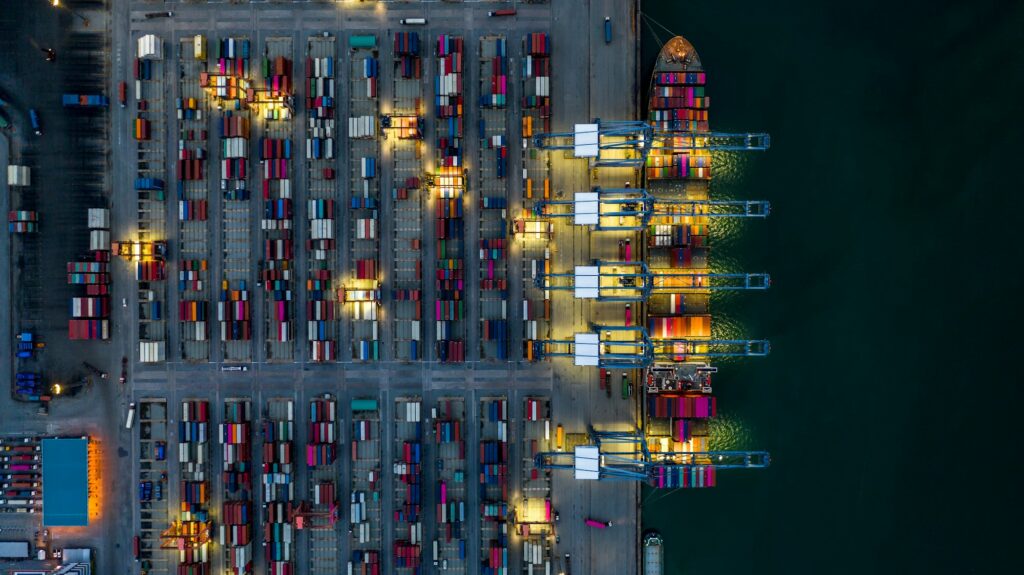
50, 0, 89, 27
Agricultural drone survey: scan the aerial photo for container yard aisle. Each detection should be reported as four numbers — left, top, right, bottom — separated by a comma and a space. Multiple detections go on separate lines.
350, 397, 383, 574
477, 34, 511, 363
392, 397, 424, 574
258, 36, 296, 362
388, 30, 426, 362
346, 33, 383, 363
214, 35, 255, 363
305, 394, 341, 575
304, 34, 339, 364
135, 38, 168, 362
431, 396, 469, 573
176, 34, 213, 362
220, 397, 255, 575
137, 399, 171, 575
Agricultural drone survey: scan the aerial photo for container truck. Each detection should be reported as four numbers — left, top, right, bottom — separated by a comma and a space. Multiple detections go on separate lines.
400, 18, 427, 25
62, 94, 109, 108
604, 17, 613, 44
0, 109, 10, 130
118, 81, 127, 107
488, 9, 516, 17
126, 402, 137, 429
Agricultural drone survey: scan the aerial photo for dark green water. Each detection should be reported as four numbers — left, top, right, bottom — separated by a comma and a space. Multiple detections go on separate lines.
640, 1, 1024, 573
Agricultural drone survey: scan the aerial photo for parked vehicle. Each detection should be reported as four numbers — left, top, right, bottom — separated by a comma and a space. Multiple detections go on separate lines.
28, 109, 41, 135
125, 402, 136, 429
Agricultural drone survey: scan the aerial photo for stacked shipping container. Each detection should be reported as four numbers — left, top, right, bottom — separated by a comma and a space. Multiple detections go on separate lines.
305, 40, 338, 362
393, 399, 423, 572
390, 31, 425, 360
220, 399, 253, 575
178, 400, 211, 574
433, 398, 468, 568
480, 398, 509, 575
68, 210, 111, 340
262, 399, 295, 575
347, 36, 382, 361
478, 36, 511, 360
434, 35, 466, 362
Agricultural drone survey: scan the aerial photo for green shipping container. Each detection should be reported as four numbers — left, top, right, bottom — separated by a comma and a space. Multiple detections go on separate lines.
351, 398, 378, 412
349, 35, 377, 49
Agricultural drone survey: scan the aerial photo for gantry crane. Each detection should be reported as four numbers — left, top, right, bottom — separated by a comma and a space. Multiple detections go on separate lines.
534, 426, 769, 485
534, 187, 770, 230
532, 119, 769, 167
532, 324, 769, 368
537, 260, 770, 298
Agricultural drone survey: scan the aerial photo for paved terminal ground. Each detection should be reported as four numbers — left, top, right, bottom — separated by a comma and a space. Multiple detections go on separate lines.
1, 2, 643, 575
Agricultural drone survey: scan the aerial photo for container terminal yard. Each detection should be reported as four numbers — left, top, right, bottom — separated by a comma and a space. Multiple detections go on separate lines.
0, 2, 771, 575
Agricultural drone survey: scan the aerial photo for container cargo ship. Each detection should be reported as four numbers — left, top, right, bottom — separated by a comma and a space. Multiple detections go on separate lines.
644, 35, 713, 349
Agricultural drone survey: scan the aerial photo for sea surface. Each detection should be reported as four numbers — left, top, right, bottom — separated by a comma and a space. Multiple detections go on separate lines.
639, 1, 1024, 573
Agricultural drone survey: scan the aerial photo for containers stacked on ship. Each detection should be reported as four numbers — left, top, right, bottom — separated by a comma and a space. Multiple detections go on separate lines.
135, 34, 169, 361
346, 34, 382, 362
478, 35, 510, 361
259, 38, 295, 363
434, 34, 466, 362
518, 397, 554, 573
393, 397, 423, 573
263, 398, 295, 575
178, 400, 212, 573
221, 398, 254, 574
305, 34, 338, 363
137, 400, 170, 572
519, 33, 553, 361
390, 31, 425, 361
7, 210, 38, 233
645, 388, 717, 488
643, 38, 715, 369
176, 34, 213, 361
645, 69, 710, 181
67, 209, 112, 341
307, 394, 340, 575
349, 397, 382, 574
212, 36, 253, 362
647, 314, 711, 362
433, 397, 468, 571
480, 397, 509, 575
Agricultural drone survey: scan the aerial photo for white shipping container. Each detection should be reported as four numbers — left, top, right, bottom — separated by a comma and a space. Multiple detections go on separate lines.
89, 229, 110, 251
138, 34, 163, 60
6, 165, 30, 187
